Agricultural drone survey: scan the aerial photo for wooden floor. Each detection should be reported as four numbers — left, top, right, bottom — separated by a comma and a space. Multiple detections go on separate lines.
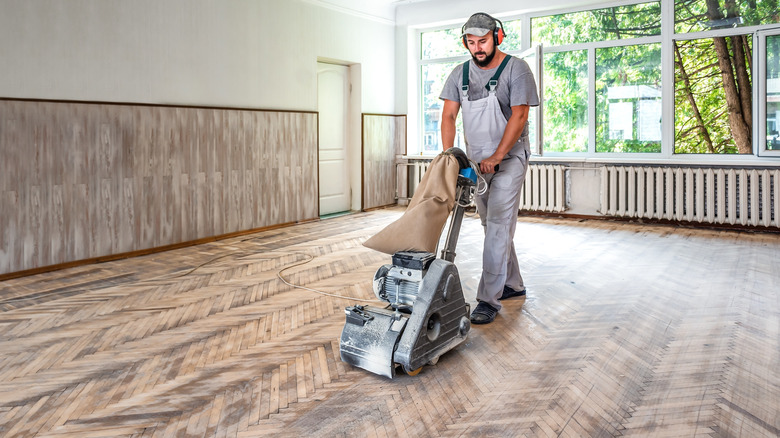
1, 207, 779, 437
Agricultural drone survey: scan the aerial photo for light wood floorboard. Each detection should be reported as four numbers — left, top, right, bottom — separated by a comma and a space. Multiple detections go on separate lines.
0, 207, 778, 437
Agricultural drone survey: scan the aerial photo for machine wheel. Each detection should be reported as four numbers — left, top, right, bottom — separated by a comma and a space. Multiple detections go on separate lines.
428, 356, 439, 366
404, 366, 423, 376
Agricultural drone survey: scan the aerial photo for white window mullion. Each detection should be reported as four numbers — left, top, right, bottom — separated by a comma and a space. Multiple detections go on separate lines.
589, 47, 597, 154
415, 29, 424, 156
754, 31, 761, 158
522, 15, 532, 52
661, 0, 674, 159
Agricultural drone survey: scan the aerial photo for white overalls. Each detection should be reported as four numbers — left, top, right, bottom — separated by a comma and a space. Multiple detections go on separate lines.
460, 56, 530, 311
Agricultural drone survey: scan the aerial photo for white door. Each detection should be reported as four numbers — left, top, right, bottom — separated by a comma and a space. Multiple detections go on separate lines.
317, 62, 351, 215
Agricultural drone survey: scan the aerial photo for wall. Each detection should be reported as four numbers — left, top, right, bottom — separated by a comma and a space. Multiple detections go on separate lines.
0, 0, 397, 113
0, 0, 398, 276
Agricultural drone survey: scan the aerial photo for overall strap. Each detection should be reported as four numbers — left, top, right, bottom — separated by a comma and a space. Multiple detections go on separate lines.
485, 55, 512, 92
461, 61, 470, 98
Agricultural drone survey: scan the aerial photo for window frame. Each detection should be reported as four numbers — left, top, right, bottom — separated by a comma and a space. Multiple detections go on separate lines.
595, 42, 663, 153
671, 24, 771, 158
415, 16, 533, 156
528, 0, 666, 158
519, 44, 544, 155
413, 1, 780, 163
757, 27, 780, 156
539, 35, 663, 157
416, 23, 468, 157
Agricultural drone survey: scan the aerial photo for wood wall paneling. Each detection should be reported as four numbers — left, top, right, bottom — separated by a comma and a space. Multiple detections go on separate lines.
362, 114, 406, 210
0, 99, 318, 276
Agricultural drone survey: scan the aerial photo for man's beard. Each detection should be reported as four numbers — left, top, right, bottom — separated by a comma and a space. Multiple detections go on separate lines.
471, 47, 496, 68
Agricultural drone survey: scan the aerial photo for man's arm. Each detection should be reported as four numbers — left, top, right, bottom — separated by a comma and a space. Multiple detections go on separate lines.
480, 104, 529, 173
440, 99, 461, 151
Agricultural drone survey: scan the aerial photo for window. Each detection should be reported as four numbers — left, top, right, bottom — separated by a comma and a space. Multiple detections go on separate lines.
532, 2, 661, 46
421, 61, 463, 153
499, 19, 523, 52
597, 43, 662, 153
421, 28, 463, 60
543, 50, 588, 152
417, 19, 529, 155
416, 2, 780, 159
675, 0, 780, 33
419, 27, 466, 155
761, 31, 780, 155
673, 34, 753, 154
671, 1, 775, 154
533, 1, 662, 154
522, 46, 544, 153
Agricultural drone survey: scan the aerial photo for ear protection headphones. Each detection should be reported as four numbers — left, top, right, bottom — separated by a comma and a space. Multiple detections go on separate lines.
461, 13, 505, 49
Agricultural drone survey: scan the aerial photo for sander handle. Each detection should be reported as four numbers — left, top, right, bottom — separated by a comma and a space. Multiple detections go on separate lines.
440, 179, 473, 262
478, 162, 499, 173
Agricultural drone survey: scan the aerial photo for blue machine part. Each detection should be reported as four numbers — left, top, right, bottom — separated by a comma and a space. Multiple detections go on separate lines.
459, 167, 477, 184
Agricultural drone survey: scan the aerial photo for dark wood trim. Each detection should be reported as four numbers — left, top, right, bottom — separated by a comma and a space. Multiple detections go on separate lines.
0, 97, 318, 114
0, 218, 320, 282
316, 112, 321, 217
361, 114, 365, 212
362, 203, 397, 212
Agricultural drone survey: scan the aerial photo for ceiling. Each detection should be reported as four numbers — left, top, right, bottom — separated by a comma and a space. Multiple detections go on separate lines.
308, 0, 437, 21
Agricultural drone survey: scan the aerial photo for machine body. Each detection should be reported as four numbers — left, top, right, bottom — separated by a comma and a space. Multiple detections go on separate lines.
340, 150, 476, 378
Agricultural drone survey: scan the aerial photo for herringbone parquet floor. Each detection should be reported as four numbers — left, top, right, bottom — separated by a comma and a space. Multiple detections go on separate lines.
1, 207, 778, 437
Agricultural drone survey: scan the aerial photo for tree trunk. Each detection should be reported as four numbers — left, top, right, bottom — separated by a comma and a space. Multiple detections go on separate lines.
731, 35, 752, 129
706, 0, 753, 154
674, 42, 715, 153
610, 9, 621, 39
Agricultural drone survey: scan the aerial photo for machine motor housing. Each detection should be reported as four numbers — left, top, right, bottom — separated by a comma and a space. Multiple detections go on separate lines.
340, 252, 471, 378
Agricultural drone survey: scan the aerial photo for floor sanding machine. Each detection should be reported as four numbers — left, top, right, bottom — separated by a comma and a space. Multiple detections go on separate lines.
340, 148, 478, 378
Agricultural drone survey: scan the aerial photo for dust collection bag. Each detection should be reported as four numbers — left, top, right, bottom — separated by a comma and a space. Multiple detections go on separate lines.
363, 152, 459, 254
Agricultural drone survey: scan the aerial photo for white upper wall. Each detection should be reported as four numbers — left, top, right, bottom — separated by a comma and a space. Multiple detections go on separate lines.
0, 0, 397, 114
395, 0, 609, 26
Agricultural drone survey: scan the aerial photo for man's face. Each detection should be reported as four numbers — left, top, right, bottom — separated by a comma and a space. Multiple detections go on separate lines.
465, 32, 496, 67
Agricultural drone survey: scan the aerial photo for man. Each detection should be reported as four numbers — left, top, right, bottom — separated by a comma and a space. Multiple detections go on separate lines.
439, 12, 539, 324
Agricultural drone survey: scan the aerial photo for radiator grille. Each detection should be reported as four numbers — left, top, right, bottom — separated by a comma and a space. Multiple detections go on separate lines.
404, 163, 567, 213
600, 166, 780, 227
521, 164, 567, 213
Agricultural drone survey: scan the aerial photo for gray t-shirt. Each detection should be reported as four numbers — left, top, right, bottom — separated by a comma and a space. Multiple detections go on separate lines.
439, 55, 540, 136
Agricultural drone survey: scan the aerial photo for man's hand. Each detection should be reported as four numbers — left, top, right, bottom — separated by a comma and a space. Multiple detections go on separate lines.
479, 105, 529, 173
480, 155, 502, 174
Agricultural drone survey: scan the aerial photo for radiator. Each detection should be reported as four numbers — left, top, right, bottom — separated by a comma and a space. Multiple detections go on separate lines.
401, 160, 432, 200
600, 166, 780, 228
520, 164, 567, 212
403, 161, 567, 213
